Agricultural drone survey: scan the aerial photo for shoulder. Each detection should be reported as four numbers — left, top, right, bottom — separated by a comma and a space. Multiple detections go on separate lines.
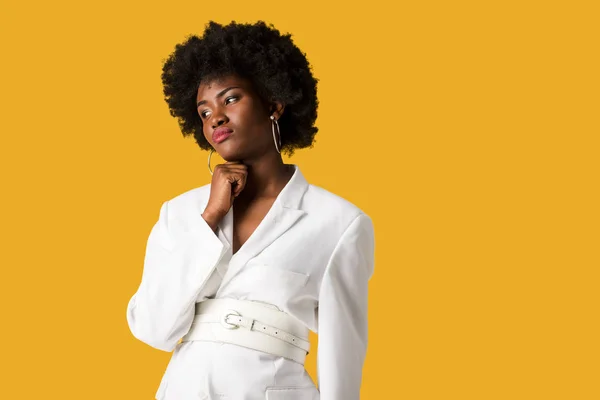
304, 183, 373, 232
304, 183, 364, 214
156, 183, 211, 221
166, 183, 211, 205
305, 184, 375, 276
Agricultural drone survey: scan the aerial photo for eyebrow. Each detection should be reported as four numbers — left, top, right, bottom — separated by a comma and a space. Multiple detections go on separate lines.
197, 86, 241, 107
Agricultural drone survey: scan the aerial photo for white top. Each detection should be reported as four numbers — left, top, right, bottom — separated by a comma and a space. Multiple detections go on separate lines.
126, 164, 375, 400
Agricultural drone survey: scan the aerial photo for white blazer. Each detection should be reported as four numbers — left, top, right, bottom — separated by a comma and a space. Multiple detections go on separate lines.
126, 164, 375, 400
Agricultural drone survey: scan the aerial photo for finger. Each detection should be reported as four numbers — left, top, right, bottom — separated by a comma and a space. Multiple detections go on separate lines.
232, 179, 243, 197
216, 164, 248, 173
231, 174, 248, 197
226, 172, 244, 187
223, 161, 247, 168
220, 167, 248, 174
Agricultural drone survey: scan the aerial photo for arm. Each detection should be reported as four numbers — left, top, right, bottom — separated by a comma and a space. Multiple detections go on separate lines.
317, 213, 375, 400
126, 200, 229, 352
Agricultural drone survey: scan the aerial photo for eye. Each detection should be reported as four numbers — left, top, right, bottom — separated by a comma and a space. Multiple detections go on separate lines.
199, 95, 238, 119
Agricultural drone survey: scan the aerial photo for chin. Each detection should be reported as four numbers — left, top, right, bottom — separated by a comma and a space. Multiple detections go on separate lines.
216, 144, 247, 162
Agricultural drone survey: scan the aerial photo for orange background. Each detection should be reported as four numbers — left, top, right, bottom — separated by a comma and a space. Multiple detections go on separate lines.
0, 0, 598, 399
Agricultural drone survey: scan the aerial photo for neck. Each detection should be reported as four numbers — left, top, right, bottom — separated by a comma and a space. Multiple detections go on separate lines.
237, 154, 294, 200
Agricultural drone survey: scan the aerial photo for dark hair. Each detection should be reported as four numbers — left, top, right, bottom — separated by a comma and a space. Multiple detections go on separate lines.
161, 20, 319, 156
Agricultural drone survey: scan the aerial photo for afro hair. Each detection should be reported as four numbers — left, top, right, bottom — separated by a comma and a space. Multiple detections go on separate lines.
160, 20, 319, 156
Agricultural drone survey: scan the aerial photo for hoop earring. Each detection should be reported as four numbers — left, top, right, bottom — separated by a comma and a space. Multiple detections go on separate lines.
270, 115, 282, 154
208, 148, 215, 175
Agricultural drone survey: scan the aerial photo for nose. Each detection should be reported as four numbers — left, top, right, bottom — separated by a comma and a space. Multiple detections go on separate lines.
210, 110, 229, 129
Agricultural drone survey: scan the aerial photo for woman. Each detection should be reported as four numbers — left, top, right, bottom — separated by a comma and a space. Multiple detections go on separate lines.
126, 20, 375, 400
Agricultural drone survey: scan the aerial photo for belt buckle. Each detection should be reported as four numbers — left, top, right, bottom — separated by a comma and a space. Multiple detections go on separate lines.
221, 309, 241, 329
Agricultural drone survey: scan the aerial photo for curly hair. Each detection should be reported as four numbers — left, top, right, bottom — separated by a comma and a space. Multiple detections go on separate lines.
160, 20, 319, 157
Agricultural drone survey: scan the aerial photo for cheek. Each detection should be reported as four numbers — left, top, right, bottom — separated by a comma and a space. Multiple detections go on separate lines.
201, 122, 208, 137
201, 122, 213, 143
236, 102, 268, 130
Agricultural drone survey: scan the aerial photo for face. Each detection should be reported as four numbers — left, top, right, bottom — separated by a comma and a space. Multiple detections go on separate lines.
196, 74, 283, 162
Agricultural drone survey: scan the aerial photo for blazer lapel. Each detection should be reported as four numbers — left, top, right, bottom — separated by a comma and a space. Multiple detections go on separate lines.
218, 164, 309, 288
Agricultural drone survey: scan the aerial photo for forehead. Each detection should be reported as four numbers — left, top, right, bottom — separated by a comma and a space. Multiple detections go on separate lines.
196, 74, 250, 98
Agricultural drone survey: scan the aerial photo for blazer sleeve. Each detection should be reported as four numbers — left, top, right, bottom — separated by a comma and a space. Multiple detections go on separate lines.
316, 212, 375, 400
126, 199, 230, 352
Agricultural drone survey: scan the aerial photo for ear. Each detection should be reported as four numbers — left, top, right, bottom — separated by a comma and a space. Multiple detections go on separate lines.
269, 101, 286, 120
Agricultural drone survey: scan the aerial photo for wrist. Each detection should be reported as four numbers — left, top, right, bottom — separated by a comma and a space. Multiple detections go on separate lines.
201, 209, 223, 231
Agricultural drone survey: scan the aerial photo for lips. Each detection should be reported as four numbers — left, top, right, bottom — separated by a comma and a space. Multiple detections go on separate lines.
212, 127, 233, 144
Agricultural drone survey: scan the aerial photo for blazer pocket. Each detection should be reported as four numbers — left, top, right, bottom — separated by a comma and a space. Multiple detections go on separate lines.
265, 386, 320, 400
250, 263, 310, 287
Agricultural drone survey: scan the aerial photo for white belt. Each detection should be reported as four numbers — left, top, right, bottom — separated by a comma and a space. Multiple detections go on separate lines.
181, 299, 310, 365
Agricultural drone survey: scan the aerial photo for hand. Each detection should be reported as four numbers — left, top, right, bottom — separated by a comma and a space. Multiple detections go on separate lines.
201, 161, 248, 230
